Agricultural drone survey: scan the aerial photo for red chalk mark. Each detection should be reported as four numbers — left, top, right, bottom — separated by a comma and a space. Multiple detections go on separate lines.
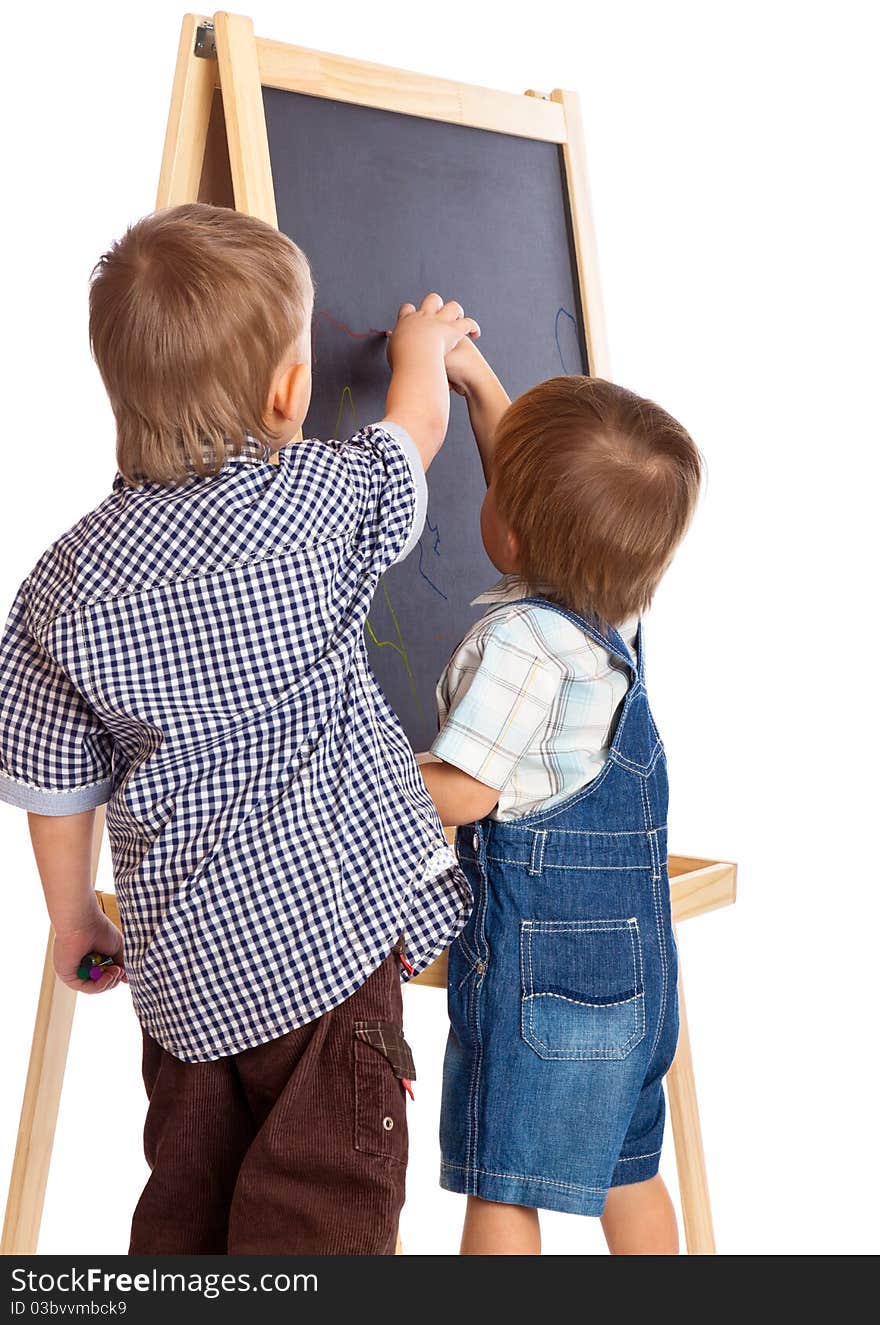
316, 310, 390, 339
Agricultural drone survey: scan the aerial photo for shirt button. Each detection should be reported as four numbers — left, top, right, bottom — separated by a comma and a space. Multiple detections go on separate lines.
472, 832, 480, 851
382, 1116, 395, 1131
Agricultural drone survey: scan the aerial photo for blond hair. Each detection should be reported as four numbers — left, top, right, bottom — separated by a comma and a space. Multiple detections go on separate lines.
493, 376, 702, 626
89, 203, 313, 484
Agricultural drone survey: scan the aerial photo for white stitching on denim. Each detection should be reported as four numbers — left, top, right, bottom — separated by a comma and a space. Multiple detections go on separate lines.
489, 855, 650, 870
641, 781, 669, 1063
626, 919, 647, 1051
617, 1149, 661, 1163
630, 918, 645, 1004
525, 991, 642, 1009
441, 1161, 606, 1195
456, 952, 479, 992
496, 829, 647, 837
650, 864, 669, 1060
522, 921, 635, 933
457, 929, 477, 967
465, 962, 480, 1195
544, 863, 649, 871
609, 742, 664, 779
528, 830, 547, 876
467, 852, 491, 1197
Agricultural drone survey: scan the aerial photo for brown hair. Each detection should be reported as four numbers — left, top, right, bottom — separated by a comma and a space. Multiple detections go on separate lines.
493, 376, 702, 625
89, 203, 313, 484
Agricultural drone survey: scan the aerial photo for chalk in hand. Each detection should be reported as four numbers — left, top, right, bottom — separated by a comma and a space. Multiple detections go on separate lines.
77, 952, 115, 982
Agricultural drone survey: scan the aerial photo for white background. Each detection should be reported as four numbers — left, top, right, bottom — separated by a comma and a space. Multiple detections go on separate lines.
1, 0, 878, 1256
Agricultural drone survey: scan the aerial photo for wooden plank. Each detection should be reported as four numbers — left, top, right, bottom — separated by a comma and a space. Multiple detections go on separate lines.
410, 947, 449, 990
1, 808, 111, 1254
96, 891, 120, 930
670, 853, 722, 877
214, 12, 277, 225
551, 89, 611, 379
671, 862, 737, 924
156, 13, 217, 208
255, 37, 567, 143
667, 934, 716, 1253
0, 932, 76, 1254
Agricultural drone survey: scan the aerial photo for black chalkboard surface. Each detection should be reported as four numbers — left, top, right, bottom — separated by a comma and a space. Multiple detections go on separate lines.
264, 87, 588, 752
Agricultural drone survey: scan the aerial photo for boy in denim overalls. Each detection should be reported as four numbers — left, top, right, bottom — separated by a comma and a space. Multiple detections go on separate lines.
420, 343, 702, 1255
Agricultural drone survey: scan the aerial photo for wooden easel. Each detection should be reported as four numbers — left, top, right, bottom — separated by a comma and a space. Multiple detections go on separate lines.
1, 13, 736, 1256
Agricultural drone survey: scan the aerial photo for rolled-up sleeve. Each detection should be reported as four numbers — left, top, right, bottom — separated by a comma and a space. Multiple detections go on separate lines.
431, 620, 559, 790
0, 580, 113, 814
337, 422, 427, 575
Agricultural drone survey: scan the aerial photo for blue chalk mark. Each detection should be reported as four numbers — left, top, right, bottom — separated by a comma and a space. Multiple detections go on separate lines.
416, 514, 447, 599
554, 307, 578, 374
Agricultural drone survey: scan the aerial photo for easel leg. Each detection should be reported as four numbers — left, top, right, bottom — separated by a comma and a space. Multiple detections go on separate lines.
1, 927, 77, 1254
666, 935, 716, 1254
1, 807, 107, 1254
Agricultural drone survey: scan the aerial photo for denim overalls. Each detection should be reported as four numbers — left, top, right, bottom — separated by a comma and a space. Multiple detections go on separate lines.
439, 600, 680, 1217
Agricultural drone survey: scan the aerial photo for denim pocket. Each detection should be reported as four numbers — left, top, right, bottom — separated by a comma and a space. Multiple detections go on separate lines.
520, 919, 646, 1060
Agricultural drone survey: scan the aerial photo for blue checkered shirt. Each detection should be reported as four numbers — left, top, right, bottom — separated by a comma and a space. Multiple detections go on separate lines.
0, 424, 469, 1061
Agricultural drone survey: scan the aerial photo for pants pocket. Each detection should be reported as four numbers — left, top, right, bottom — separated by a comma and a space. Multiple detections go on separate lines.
353, 1022, 412, 1164
520, 919, 646, 1061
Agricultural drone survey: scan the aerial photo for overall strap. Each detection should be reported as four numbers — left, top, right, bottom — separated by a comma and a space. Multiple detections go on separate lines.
515, 596, 641, 680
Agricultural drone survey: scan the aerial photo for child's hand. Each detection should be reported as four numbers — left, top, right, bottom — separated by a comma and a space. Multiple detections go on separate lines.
383, 293, 481, 469
445, 335, 490, 397
53, 908, 126, 994
387, 293, 480, 369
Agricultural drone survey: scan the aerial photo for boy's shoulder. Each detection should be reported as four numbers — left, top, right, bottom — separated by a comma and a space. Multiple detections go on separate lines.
22, 422, 420, 631
465, 585, 585, 656
24, 489, 126, 630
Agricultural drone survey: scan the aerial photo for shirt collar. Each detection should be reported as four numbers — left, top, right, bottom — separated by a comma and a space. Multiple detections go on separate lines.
470, 574, 546, 607
113, 434, 273, 491
471, 576, 640, 651
203, 434, 273, 468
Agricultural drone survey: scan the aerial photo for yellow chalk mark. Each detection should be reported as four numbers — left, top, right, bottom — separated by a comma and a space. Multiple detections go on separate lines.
365, 584, 423, 720
335, 385, 358, 438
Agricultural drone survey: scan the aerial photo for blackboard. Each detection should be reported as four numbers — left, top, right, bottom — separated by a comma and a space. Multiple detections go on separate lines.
264, 88, 588, 752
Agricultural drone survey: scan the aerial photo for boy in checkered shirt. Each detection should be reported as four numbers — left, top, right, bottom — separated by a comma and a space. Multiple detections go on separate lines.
0, 203, 477, 1253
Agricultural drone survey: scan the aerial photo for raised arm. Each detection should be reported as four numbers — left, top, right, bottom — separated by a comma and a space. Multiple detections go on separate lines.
444, 337, 511, 484
382, 293, 480, 470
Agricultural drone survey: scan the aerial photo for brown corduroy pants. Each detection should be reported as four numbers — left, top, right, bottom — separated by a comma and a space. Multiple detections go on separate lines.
129, 953, 409, 1255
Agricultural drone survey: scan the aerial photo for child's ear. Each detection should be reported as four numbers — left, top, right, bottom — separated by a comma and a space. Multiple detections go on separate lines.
269, 360, 311, 425
506, 527, 521, 570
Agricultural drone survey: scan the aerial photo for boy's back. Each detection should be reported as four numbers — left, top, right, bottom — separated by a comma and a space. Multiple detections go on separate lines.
1, 424, 467, 1061
0, 203, 484, 1253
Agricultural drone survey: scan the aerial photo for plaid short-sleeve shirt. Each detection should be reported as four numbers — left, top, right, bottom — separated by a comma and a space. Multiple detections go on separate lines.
0, 424, 469, 1062
432, 576, 638, 820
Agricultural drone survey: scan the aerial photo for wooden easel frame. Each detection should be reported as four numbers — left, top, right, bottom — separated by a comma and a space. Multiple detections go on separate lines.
2, 12, 736, 1256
